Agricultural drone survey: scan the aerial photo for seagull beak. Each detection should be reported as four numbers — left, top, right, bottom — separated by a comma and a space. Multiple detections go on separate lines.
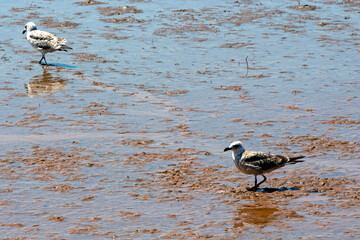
22, 29, 26, 34
224, 147, 231, 152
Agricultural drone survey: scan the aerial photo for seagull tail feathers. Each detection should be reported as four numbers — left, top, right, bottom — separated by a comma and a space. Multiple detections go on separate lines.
288, 155, 305, 164
56, 37, 72, 51
58, 45, 72, 51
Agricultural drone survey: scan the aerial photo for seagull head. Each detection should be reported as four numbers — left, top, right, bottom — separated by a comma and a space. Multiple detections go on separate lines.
23, 22, 37, 34
224, 140, 245, 153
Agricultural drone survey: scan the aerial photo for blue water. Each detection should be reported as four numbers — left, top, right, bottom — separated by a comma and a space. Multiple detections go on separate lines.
0, 0, 359, 239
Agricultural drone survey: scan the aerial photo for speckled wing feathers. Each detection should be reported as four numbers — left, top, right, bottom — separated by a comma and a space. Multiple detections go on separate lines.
241, 151, 289, 172
28, 30, 69, 52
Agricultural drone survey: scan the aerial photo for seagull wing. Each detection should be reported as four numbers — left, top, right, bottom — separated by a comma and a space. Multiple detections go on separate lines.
28, 30, 58, 50
242, 151, 289, 172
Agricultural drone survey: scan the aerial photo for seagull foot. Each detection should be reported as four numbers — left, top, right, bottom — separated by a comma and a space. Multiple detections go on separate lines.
246, 186, 258, 191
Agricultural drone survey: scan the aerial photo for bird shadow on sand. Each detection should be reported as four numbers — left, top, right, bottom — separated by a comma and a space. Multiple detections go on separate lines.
40, 63, 76, 68
248, 187, 300, 193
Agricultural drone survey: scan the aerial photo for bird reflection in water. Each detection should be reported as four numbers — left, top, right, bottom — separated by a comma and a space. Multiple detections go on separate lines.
233, 202, 279, 229
25, 67, 67, 97
231, 197, 302, 231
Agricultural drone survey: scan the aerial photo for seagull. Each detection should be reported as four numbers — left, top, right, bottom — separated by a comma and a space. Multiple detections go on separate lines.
224, 140, 305, 191
22, 22, 72, 65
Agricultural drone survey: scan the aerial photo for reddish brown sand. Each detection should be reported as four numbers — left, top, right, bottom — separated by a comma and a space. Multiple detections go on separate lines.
0, 0, 359, 239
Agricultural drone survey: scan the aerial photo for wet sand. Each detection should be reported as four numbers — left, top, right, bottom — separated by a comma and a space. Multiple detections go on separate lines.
0, 0, 359, 239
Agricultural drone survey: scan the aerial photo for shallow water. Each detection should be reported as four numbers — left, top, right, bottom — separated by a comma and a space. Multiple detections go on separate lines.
0, 0, 359, 239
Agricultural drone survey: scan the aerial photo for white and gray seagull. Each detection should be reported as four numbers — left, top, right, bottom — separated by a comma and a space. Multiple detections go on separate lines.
22, 22, 72, 65
224, 140, 305, 191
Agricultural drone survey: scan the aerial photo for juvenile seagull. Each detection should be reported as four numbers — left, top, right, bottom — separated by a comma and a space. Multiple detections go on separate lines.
22, 22, 72, 65
224, 140, 305, 191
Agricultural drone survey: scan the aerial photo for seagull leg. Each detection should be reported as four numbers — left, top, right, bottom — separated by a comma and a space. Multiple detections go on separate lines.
39, 54, 44, 64
43, 54, 48, 65
39, 53, 48, 65
256, 175, 267, 188
247, 175, 267, 191
247, 175, 258, 191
